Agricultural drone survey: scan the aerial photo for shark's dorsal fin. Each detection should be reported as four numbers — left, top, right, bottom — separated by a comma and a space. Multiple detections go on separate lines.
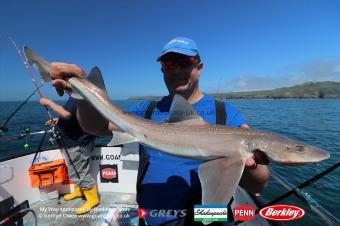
168, 94, 204, 123
165, 118, 207, 126
70, 67, 107, 100
86, 66, 107, 91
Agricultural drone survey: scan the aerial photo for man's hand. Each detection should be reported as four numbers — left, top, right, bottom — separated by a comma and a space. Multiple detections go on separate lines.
49, 62, 86, 96
39, 97, 52, 106
240, 124, 269, 168
240, 151, 270, 193
245, 150, 269, 169
45, 118, 59, 127
239, 123, 270, 193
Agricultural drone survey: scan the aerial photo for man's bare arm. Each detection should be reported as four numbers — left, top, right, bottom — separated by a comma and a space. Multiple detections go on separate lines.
40, 98, 72, 119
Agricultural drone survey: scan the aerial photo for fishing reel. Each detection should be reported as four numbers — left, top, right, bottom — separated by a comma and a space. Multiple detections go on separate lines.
0, 125, 8, 133
48, 128, 61, 145
22, 127, 30, 134
22, 127, 31, 150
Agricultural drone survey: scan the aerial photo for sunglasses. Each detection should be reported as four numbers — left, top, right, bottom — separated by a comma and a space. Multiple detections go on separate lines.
161, 57, 199, 71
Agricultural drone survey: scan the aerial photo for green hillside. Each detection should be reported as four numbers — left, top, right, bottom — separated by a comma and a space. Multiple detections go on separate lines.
130, 81, 340, 100
212, 81, 340, 99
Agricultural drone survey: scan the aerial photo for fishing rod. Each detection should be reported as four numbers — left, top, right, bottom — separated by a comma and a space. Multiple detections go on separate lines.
8, 37, 52, 120
0, 129, 52, 142
235, 162, 340, 225
0, 208, 37, 226
270, 168, 340, 226
261, 163, 340, 209
0, 84, 43, 133
18, 44, 82, 179
48, 128, 81, 179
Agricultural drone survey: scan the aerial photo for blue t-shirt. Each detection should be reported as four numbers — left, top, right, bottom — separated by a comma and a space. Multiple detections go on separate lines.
56, 97, 95, 148
128, 94, 245, 225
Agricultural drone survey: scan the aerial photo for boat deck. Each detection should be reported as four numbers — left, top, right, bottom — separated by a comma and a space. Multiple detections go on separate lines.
23, 192, 138, 226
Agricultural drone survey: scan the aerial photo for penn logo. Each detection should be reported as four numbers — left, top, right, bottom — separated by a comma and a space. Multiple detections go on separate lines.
259, 204, 305, 221
233, 205, 255, 221
101, 168, 116, 179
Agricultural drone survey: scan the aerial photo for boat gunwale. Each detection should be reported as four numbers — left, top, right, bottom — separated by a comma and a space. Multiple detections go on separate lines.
0, 144, 123, 162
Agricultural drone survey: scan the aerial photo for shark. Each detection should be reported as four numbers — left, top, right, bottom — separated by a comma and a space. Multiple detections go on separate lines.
23, 46, 330, 208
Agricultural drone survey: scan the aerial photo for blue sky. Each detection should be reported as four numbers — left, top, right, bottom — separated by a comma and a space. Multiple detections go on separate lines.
1, 0, 340, 101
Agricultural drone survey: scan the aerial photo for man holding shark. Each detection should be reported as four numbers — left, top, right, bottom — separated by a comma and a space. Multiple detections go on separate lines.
44, 37, 270, 225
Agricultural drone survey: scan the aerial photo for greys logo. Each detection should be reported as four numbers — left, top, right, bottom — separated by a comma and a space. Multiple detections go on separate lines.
138, 208, 186, 218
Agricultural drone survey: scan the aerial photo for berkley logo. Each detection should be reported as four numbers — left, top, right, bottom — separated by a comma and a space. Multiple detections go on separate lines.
259, 204, 305, 221
101, 168, 116, 179
233, 205, 255, 221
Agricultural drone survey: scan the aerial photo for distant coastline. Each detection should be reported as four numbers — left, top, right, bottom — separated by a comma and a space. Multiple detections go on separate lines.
129, 81, 340, 100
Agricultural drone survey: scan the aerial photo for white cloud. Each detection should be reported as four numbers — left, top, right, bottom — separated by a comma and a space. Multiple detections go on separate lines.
228, 58, 340, 91
300, 59, 340, 81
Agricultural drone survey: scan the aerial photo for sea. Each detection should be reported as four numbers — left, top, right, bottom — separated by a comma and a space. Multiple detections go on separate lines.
0, 99, 339, 226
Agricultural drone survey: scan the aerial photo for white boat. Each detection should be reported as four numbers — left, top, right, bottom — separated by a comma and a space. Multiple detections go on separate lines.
0, 142, 276, 226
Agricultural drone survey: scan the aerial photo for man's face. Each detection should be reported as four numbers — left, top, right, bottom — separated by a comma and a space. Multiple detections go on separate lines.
160, 53, 203, 96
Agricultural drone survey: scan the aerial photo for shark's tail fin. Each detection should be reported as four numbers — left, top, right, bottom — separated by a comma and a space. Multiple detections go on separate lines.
23, 46, 109, 100
23, 46, 51, 83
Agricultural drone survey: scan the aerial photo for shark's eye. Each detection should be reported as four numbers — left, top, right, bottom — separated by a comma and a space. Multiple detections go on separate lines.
295, 145, 305, 153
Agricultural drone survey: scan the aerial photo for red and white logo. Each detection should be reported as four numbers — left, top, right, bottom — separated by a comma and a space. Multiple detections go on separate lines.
233, 205, 256, 221
138, 208, 148, 218
101, 168, 116, 179
259, 204, 305, 221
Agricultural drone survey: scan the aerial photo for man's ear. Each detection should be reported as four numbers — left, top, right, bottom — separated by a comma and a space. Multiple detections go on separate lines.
161, 67, 165, 73
197, 62, 203, 70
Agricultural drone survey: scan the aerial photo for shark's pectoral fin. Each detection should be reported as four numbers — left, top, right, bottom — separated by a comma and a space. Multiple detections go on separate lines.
198, 157, 245, 206
107, 131, 137, 146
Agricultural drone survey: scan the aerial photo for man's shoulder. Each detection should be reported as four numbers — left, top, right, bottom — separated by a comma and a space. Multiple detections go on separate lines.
194, 94, 214, 106
127, 99, 154, 116
127, 96, 172, 117
196, 94, 231, 110
206, 95, 240, 111
200, 95, 245, 126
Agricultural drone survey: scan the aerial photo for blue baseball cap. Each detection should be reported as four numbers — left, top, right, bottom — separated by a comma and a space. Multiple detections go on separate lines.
157, 37, 200, 61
